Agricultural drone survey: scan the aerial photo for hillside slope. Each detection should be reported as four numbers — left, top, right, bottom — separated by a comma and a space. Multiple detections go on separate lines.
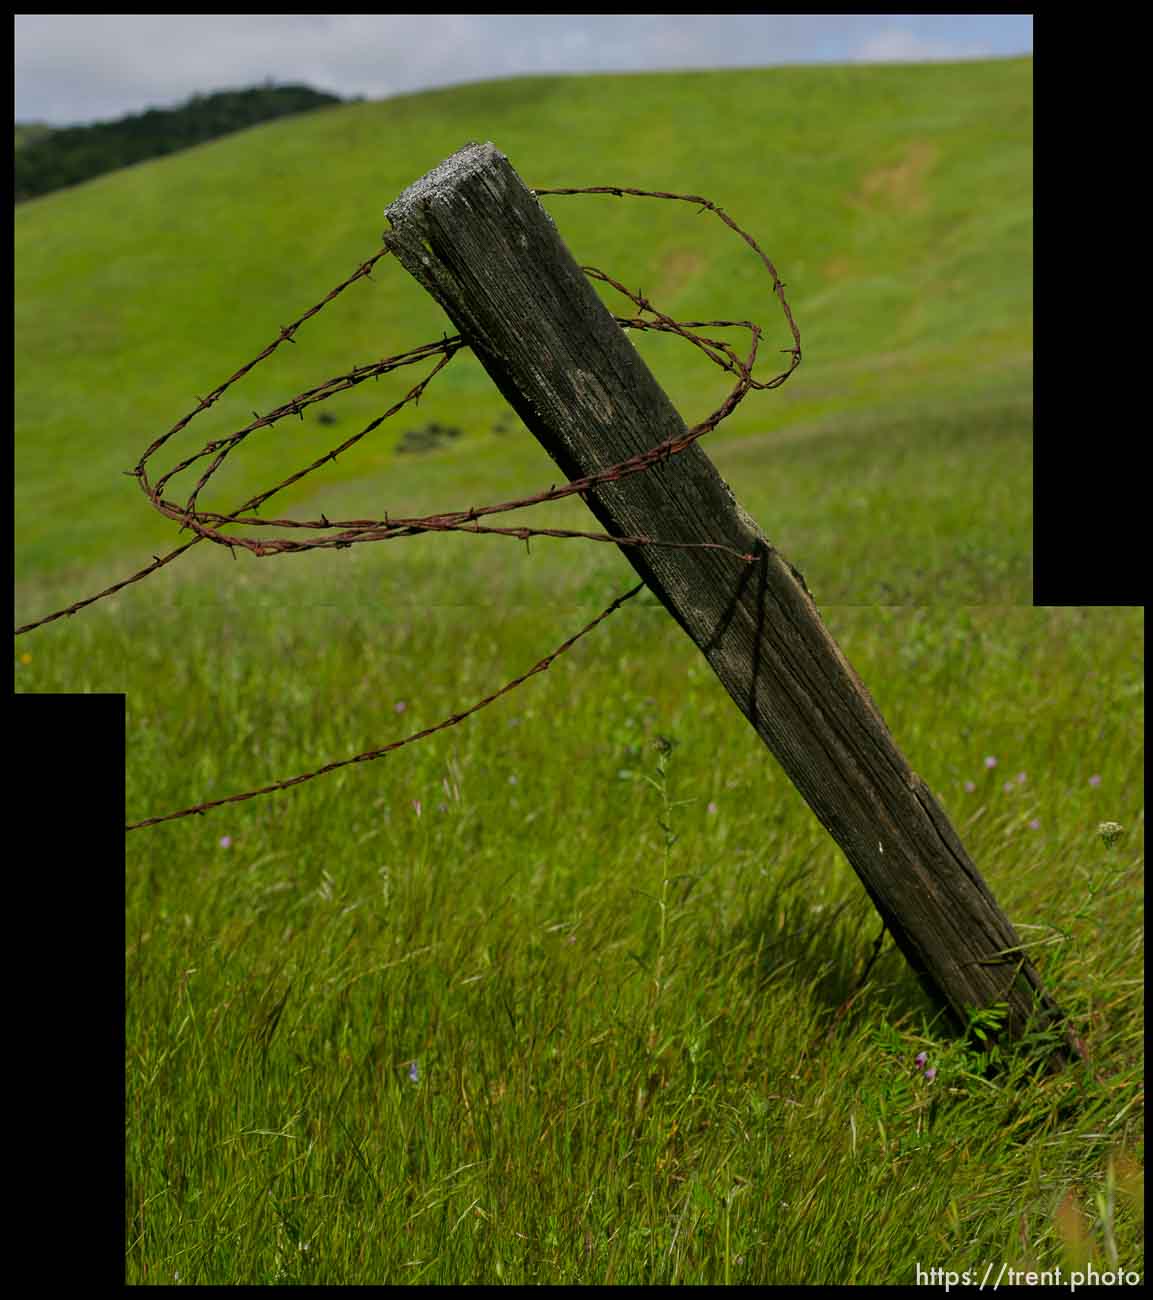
15, 58, 1031, 590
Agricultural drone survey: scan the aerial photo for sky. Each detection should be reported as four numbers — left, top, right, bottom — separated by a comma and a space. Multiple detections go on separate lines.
15, 14, 1032, 126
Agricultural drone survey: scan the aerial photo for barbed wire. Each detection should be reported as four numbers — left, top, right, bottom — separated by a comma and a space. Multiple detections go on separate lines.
125, 581, 645, 830
13, 183, 802, 830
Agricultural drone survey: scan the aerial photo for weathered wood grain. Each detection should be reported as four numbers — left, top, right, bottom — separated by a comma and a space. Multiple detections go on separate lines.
384, 141, 1079, 1065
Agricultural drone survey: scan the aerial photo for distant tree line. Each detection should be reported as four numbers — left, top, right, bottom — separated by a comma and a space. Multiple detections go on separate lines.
15, 82, 353, 203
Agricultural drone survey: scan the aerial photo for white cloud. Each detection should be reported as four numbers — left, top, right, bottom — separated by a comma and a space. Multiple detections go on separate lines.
851, 27, 994, 64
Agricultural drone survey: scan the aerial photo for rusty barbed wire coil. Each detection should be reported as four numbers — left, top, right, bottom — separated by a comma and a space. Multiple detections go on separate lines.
13, 185, 802, 830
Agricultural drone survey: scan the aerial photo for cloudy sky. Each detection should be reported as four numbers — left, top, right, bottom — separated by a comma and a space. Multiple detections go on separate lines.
15, 13, 1032, 126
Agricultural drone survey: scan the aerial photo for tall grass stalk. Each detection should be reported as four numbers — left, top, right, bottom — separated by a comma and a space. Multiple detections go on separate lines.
642, 734, 691, 1054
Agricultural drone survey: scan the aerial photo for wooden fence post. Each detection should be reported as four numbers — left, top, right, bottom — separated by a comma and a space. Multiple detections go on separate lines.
383, 141, 1081, 1066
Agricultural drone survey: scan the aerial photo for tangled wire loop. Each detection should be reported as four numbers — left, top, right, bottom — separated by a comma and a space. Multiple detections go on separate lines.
14, 184, 801, 828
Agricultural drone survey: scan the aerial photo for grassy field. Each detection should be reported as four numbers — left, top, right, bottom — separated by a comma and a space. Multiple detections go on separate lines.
16, 56, 1144, 1285
101, 597, 1137, 1284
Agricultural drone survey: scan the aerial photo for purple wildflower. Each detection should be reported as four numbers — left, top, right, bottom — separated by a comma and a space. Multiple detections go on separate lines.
408, 1061, 419, 1084
914, 1051, 928, 1070
395, 701, 407, 714
1016, 772, 1027, 784
924, 1067, 937, 1083
1088, 774, 1102, 788
707, 801, 719, 815
1028, 818, 1041, 831
963, 780, 976, 793
984, 756, 998, 770
219, 835, 232, 849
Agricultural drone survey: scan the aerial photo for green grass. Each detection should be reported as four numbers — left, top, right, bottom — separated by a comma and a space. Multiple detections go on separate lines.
16, 57, 1032, 596
16, 56, 1140, 1287
109, 597, 1141, 1283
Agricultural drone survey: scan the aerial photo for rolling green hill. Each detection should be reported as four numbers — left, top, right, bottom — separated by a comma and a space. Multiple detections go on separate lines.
15, 57, 1032, 604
